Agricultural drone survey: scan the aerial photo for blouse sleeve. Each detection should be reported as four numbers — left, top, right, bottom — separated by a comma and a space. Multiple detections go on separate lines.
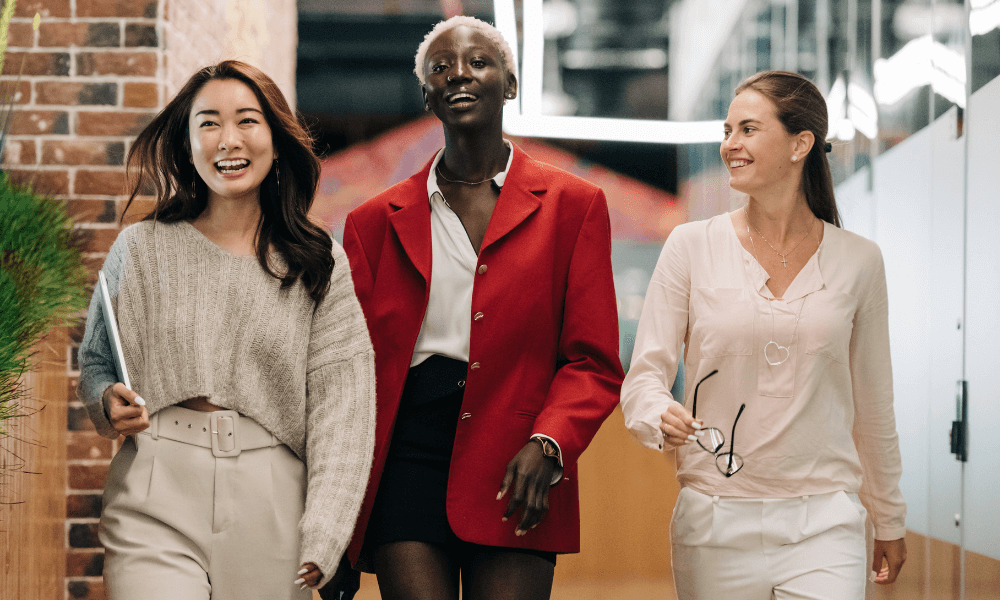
77, 229, 132, 439
849, 247, 907, 540
620, 225, 691, 451
297, 240, 376, 587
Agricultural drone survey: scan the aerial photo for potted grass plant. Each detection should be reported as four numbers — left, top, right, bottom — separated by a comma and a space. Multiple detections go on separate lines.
0, 4, 87, 492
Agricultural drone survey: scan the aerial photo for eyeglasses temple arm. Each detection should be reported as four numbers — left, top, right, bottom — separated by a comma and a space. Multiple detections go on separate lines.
691, 369, 719, 420
727, 403, 746, 472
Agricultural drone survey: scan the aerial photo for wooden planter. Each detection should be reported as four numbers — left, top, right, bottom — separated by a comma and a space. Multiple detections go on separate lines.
1, 327, 68, 598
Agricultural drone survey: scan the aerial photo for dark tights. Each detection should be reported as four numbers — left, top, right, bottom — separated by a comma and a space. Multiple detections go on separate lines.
374, 541, 555, 600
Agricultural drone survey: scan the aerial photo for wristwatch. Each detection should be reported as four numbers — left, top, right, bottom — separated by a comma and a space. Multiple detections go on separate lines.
531, 436, 560, 462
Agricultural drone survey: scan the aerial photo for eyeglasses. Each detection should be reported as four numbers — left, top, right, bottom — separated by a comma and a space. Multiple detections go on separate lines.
691, 369, 746, 477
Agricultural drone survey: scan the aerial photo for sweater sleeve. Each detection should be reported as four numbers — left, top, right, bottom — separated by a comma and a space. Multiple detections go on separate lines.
77, 229, 132, 439
850, 247, 907, 540
620, 225, 691, 451
298, 240, 376, 587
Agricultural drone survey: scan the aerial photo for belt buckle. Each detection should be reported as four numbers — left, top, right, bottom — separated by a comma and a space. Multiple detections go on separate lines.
210, 410, 241, 458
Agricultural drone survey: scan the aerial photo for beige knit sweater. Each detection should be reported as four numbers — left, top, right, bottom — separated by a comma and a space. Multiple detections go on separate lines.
78, 220, 376, 586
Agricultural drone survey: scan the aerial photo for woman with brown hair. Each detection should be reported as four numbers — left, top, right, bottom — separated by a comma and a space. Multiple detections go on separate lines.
338, 15, 623, 600
621, 71, 906, 599
77, 60, 375, 598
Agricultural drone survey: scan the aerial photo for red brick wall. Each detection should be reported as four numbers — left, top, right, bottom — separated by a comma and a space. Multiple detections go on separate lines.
3, 1, 295, 598
3, 2, 161, 597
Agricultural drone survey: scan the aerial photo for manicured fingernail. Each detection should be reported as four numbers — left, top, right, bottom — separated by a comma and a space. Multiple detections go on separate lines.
134, 396, 146, 406
501, 516, 508, 522
687, 435, 697, 442
868, 572, 877, 583
691, 422, 701, 430
300, 584, 308, 590
297, 568, 308, 575
516, 529, 525, 536
294, 578, 304, 585
695, 430, 705, 437
496, 491, 503, 500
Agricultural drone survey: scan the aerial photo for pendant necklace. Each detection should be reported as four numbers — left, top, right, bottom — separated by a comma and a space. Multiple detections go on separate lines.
743, 205, 816, 267
745, 212, 807, 366
436, 164, 498, 186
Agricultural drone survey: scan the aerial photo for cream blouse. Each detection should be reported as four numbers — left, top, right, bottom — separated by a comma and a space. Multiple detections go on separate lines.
620, 213, 906, 540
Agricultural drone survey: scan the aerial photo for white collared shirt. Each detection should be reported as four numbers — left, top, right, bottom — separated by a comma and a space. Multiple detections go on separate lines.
410, 142, 514, 367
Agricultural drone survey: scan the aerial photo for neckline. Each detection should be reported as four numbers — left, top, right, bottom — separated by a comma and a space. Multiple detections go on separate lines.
725, 213, 827, 301
180, 220, 258, 259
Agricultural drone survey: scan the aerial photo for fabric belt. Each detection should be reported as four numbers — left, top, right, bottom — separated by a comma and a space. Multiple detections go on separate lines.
140, 405, 279, 458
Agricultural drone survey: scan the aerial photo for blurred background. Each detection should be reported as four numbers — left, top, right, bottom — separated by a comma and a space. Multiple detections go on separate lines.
297, 2, 999, 598
1, 0, 997, 598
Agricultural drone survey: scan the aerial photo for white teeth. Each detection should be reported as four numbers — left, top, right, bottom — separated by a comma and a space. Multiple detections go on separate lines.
449, 93, 476, 103
730, 160, 750, 168
215, 159, 249, 172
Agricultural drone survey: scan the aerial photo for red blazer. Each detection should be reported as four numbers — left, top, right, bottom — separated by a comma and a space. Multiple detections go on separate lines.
343, 144, 623, 561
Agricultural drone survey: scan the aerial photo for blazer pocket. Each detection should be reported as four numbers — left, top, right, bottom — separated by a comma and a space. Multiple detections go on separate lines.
688, 288, 754, 358
512, 409, 539, 421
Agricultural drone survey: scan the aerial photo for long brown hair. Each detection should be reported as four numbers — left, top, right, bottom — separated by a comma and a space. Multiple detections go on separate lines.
736, 71, 841, 227
122, 60, 333, 302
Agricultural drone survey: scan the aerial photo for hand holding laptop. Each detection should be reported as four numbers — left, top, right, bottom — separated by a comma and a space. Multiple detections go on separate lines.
98, 271, 148, 435
103, 382, 149, 436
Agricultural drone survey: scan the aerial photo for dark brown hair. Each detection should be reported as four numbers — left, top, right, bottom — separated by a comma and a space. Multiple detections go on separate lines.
122, 60, 333, 302
736, 71, 841, 227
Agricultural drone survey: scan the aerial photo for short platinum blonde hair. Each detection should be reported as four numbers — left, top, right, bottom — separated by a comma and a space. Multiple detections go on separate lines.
413, 15, 516, 85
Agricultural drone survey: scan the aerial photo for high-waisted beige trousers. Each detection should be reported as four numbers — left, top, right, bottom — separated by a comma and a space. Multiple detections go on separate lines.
670, 487, 868, 600
100, 406, 310, 600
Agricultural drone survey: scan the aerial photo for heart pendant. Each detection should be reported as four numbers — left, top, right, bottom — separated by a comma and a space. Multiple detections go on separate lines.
764, 341, 790, 366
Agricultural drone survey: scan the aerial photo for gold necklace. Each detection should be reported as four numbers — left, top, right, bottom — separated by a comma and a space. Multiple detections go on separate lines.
743, 205, 817, 267
744, 219, 807, 366
435, 164, 498, 186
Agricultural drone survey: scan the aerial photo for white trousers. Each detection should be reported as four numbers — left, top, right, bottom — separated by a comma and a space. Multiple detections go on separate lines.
100, 407, 310, 600
671, 487, 867, 600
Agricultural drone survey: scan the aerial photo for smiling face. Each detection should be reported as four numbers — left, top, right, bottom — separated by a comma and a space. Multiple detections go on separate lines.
721, 89, 807, 197
188, 78, 275, 205
421, 25, 516, 130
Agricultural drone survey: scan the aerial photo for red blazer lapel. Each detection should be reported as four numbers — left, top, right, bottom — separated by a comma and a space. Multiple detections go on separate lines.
387, 160, 434, 284
481, 144, 545, 251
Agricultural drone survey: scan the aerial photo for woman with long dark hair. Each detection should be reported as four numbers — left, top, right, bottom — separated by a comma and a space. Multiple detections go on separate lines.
621, 71, 906, 599
77, 60, 375, 598
337, 15, 623, 600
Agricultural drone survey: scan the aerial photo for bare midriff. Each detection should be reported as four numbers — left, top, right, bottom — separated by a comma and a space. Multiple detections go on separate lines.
178, 396, 225, 412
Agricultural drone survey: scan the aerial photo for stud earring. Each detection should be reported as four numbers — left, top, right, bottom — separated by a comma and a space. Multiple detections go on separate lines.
792, 155, 798, 162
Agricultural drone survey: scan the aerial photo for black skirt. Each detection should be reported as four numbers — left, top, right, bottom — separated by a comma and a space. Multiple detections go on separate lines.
364, 355, 467, 550
363, 355, 555, 565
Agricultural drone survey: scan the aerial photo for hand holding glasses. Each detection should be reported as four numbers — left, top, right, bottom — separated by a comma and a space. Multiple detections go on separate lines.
689, 369, 746, 477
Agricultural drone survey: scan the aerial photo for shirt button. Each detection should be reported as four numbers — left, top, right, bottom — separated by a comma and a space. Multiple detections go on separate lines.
473, 312, 484, 321
478, 264, 488, 275
460, 412, 473, 420
470, 362, 481, 370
